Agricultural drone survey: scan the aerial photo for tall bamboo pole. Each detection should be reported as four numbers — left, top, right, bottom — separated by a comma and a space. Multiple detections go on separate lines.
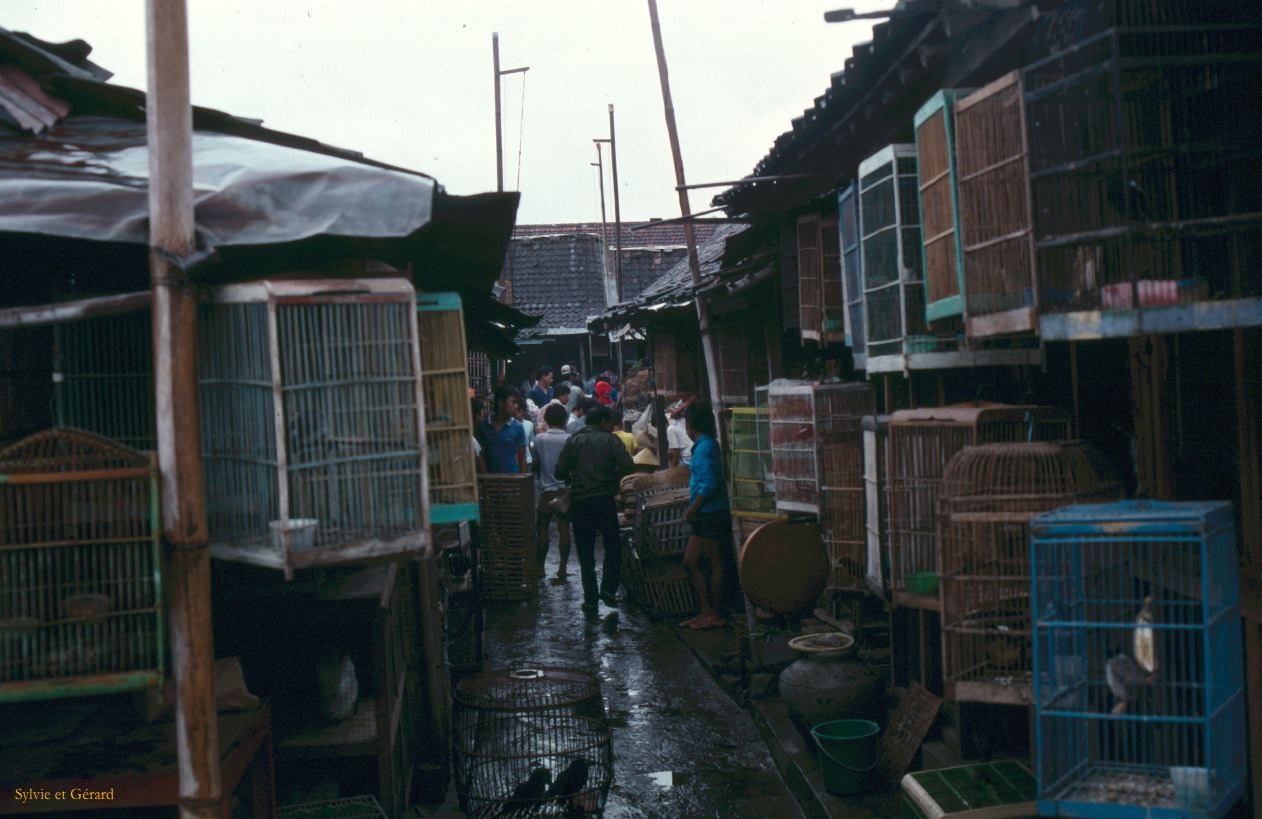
493, 33, 503, 193
145, 0, 220, 816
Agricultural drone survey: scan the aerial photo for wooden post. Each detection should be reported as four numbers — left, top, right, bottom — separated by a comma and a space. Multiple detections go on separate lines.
146, 2, 220, 817
1129, 335, 1173, 499
492, 33, 503, 193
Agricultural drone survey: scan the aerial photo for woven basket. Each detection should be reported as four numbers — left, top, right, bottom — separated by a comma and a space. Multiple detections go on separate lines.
625, 549, 697, 617
478, 474, 536, 552
636, 489, 692, 559
481, 545, 536, 600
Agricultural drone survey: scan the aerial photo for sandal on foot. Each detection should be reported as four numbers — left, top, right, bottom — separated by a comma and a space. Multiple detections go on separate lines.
689, 617, 725, 631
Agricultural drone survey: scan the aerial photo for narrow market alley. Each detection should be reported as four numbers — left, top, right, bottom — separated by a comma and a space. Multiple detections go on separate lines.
473, 544, 804, 819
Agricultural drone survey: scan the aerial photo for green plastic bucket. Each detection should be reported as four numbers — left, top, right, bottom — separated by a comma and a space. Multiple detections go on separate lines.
811, 719, 881, 796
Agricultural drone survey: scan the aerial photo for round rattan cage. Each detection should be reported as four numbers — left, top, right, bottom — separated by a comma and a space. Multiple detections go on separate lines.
937, 441, 1120, 704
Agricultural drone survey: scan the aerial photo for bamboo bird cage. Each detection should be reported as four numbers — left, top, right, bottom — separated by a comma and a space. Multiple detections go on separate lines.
417, 293, 479, 524
916, 88, 974, 326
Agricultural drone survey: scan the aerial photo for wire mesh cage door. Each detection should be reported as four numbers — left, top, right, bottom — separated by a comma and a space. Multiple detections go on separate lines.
199, 279, 429, 578
54, 312, 158, 452
938, 442, 1120, 706
651, 332, 677, 397
1031, 501, 1245, 819
729, 407, 775, 519
798, 213, 824, 342
863, 415, 890, 598
417, 293, 479, 525
887, 404, 1072, 610
916, 88, 974, 325
713, 323, 750, 407
1023, 4, 1262, 314
859, 144, 929, 361
954, 71, 1039, 337
838, 183, 866, 365
0, 429, 163, 702
820, 214, 845, 343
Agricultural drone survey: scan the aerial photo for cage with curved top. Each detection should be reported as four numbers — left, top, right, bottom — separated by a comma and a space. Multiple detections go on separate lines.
888, 404, 1072, 610
0, 428, 163, 702
1031, 501, 1244, 818
938, 441, 1120, 706
1023, 0, 1262, 316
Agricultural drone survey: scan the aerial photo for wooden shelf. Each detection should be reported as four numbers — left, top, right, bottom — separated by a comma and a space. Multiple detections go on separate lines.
278, 699, 377, 759
865, 347, 1042, 374
1040, 297, 1262, 341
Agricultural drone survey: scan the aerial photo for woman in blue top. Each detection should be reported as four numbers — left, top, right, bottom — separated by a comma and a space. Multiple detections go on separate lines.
680, 402, 730, 630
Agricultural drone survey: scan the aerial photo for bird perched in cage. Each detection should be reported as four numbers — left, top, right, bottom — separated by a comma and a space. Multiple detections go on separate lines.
481, 766, 551, 818
1107, 595, 1156, 715
546, 758, 592, 815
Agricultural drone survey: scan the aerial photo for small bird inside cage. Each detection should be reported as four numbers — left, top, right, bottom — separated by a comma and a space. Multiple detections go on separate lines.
1106, 595, 1156, 715
470, 765, 552, 818
547, 757, 594, 816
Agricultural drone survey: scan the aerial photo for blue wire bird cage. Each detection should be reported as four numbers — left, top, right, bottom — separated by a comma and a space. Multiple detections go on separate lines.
1030, 501, 1244, 818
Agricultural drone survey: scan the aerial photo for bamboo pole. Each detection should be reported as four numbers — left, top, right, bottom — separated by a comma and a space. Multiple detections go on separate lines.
145, 1, 220, 816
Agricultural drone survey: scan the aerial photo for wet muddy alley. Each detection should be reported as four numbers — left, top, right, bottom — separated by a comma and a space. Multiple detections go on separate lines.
476, 541, 803, 819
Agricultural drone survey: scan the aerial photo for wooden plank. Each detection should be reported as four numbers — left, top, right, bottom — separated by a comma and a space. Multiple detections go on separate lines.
877, 682, 942, 785
1040, 298, 1262, 341
865, 348, 1043, 374
966, 307, 1037, 338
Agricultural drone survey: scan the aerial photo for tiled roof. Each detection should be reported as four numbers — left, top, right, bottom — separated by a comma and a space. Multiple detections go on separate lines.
614, 246, 689, 304
503, 232, 608, 337
513, 220, 726, 248
635, 223, 749, 305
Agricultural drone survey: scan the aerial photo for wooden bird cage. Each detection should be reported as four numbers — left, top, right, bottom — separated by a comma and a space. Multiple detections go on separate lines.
859, 144, 939, 362
198, 279, 429, 578
55, 312, 157, 451
820, 214, 845, 343
714, 322, 750, 407
863, 414, 890, 597
916, 88, 974, 325
651, 332, 677, 396
476, 474, 537, 601
1024, 2, 1262, 315
798, 213, 824, 342
887, 404, 1072, 610
838, 183, 866, 366
0, 428, 163, 702
417, 293, 478, 524
954, 72, 1039, 338
467, 351, 493, 398
729, 407, 775, 520
939, 441, 1120, 706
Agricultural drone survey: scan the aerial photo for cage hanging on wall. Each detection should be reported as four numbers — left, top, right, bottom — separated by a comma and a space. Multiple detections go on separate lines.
915, 88, 974, 326
713, 323, 751, 406
730, 407, 775, 520
417, 293, 479, 524
887, 404, 1071, 610
198, 279, 429, 578
453, 667, 610, 817
838, 183, 867, 367
55, 311, 157, 452
1031, 500, 1245, 819
1023, 1, 1262, 316
938, 441, 1120, 706
0, 428, 163, 702
954, 71, 1039, 337
798, 213, 824, 342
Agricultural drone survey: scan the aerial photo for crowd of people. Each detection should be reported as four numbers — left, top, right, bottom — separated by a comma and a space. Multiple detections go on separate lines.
469, 363, 732, 629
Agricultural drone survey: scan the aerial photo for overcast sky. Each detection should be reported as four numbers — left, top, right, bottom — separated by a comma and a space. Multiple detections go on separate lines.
9, 2, 883, 224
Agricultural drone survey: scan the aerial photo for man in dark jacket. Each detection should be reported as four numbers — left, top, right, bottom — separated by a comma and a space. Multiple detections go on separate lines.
555, 405, 634, 614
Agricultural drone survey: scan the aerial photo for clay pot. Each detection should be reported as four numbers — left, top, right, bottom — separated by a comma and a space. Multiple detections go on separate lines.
779, 647, 883, 726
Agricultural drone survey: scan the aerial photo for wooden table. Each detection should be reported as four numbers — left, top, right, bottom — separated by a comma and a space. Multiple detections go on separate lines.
0, 702, 275, 817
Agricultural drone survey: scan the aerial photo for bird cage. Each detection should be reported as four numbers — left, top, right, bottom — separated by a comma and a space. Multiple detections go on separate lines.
860, 144, 938, 360
838, 182, 867, 365
417, 293, 479, 524
797, 213, 823, 342
954, 72, 1038, 337
939, 442, 1120, 706
1024, 2, 1262, 315
915, 88, 974, 324
477, 474, 537, 600
467, 351, 493, 397
197, 279, 429, 579
714, 322, 750, 406
54, 311, 157, 451
888, 404, 1071, 609
863, 415, 890, 597
0, 428, 163, 702
820, 214, 845, 343
652, 332, 677, 396
729, 407, 775, 520
1031, 501, 1244, 818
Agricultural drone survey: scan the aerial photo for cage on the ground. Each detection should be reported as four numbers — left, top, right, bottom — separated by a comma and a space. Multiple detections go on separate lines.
417, 292, 479, 525
198, 279, 429, 578
938, 441, 1120, 706
887, 404, 1072, 610
1023, 1, 1262, 314
0, 429, 163, 702
1031, 500, 1245, 818
915, 88, 974, 327
476, 474, 537, 601
452, 667, 611, 817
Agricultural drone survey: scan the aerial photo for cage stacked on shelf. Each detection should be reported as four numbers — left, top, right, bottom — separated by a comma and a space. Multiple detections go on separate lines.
820, 214, 845, 343
938, 442, 1120, 706
859, 144, 935, 361
888, 404, 1071, 610
417, 293, 479, 524
915, 88, 974, 325
954, 71, 1038, 337
477, 474, 537, 600
714, 323, 750, 406
1024, 2, 1262, 315
862, 415, 890, 597
198, 279, 429, 579
729, 407, 775, 522
55, 314, 157, 451
838, 183, 867, 367
797, 213, 823, 342
651, 332, 677, 396
0, 429, 163, 702
768, 382, 874, 593
1031, 501, 1245, 818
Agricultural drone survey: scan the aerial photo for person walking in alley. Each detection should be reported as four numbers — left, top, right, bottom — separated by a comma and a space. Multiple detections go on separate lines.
533, 403, 573, 584
477, 387, 527, 474
680, 402, 730, 630
567, 396, 597, 435
555, 405, 634, 615
528, 365, 555, 408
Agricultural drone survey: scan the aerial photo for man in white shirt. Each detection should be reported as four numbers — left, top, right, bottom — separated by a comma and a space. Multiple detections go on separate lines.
532, 403, 573, 582
666, 396, 697, 466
